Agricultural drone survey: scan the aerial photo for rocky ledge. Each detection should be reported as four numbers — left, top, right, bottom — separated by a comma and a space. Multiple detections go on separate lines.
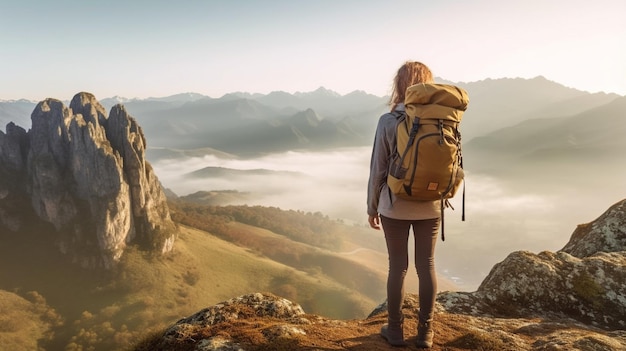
136, 199, 626, 350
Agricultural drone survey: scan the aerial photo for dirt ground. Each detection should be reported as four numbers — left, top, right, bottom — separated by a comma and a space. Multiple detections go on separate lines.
136, 293, 626, 351
144, 309, 609, 351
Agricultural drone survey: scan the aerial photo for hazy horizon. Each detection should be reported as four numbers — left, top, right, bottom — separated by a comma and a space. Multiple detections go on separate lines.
3, 74, 624, 105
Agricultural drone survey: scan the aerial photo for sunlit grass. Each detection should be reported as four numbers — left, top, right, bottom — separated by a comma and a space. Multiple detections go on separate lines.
0, 215, 385, 350
0, 290, 59, 351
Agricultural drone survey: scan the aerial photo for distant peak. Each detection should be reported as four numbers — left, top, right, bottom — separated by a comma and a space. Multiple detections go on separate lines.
295, 87, 340, 98
145, 92, 208, 102
314, 86, 331, 92
0, 98, 37, 103
345, 89, 375, 97
292, 108, 321, 124
107, 95, 133, 103
266, 90, 292, 96
221, 92, 254, 100
314, 86, 340, 96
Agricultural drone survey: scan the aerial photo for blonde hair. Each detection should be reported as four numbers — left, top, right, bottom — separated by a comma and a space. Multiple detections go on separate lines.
389, 61, 434, 111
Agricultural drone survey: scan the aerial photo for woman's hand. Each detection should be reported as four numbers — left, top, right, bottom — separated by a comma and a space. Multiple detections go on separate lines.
368, 214, 381, 230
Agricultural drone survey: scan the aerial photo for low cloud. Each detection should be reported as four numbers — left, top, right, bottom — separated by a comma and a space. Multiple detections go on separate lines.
153, 147, 372, 223
152, 147, 622, 290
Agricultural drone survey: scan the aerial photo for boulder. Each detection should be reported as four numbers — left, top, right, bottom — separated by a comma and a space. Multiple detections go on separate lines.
438, 199, 626, 329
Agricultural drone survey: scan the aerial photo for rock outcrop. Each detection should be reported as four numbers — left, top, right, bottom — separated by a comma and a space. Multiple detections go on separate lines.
162, 293, 308, 350
139, 293, 626, 351
0, 122, 30, 231
561, 199, 626, 258
139, 199, 626, 350
0, 92, 175, 268
438, 199, 626, 330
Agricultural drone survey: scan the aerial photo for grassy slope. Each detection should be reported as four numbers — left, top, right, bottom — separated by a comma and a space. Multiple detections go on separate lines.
0, 290, 60, 351
162, 224, 381, 318
0, 222, 382, 351
0, 200, 459, 351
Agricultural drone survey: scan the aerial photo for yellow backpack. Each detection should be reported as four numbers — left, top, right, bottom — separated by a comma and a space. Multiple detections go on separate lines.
387, 83, 469, 239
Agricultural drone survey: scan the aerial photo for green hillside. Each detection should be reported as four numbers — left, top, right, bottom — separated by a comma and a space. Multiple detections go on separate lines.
0, 290, 60, 351
0, 203, 388, 351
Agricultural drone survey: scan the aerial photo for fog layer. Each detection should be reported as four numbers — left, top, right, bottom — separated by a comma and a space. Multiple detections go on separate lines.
152, 147, 623, 290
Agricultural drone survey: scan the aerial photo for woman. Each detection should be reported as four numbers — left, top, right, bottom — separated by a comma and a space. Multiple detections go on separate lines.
367, 61, 440, 348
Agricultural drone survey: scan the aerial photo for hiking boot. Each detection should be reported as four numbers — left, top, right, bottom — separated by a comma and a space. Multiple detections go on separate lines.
380, 321, 407, 347
415, 321, 433, 348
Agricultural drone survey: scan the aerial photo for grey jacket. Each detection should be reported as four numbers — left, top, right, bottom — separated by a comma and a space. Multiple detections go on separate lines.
367, 103, 440, 220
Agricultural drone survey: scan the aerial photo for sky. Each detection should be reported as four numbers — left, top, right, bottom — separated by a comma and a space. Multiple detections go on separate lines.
1, 0, 625, 101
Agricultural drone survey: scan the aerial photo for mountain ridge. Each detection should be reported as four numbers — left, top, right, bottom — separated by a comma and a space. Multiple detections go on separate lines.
465, 95, 626, 179
2, 77, 621, 160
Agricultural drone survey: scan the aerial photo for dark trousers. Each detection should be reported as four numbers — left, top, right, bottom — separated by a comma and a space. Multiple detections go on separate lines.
381, 216, 440, 323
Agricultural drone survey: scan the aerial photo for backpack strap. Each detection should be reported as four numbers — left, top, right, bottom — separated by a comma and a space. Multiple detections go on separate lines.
462, 180, 466, 221
391, 110, 404, 118
402, 117, 421, 194
441, 197, 446, 241
387, 111, 404, 205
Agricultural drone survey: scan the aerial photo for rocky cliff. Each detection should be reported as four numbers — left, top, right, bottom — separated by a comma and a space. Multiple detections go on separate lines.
0, 92, 175, 269
137, 199, 626, 350
439, 199, 626, 330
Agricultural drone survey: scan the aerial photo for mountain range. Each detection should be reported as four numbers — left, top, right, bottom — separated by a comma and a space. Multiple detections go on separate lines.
2, 76, 620, 163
